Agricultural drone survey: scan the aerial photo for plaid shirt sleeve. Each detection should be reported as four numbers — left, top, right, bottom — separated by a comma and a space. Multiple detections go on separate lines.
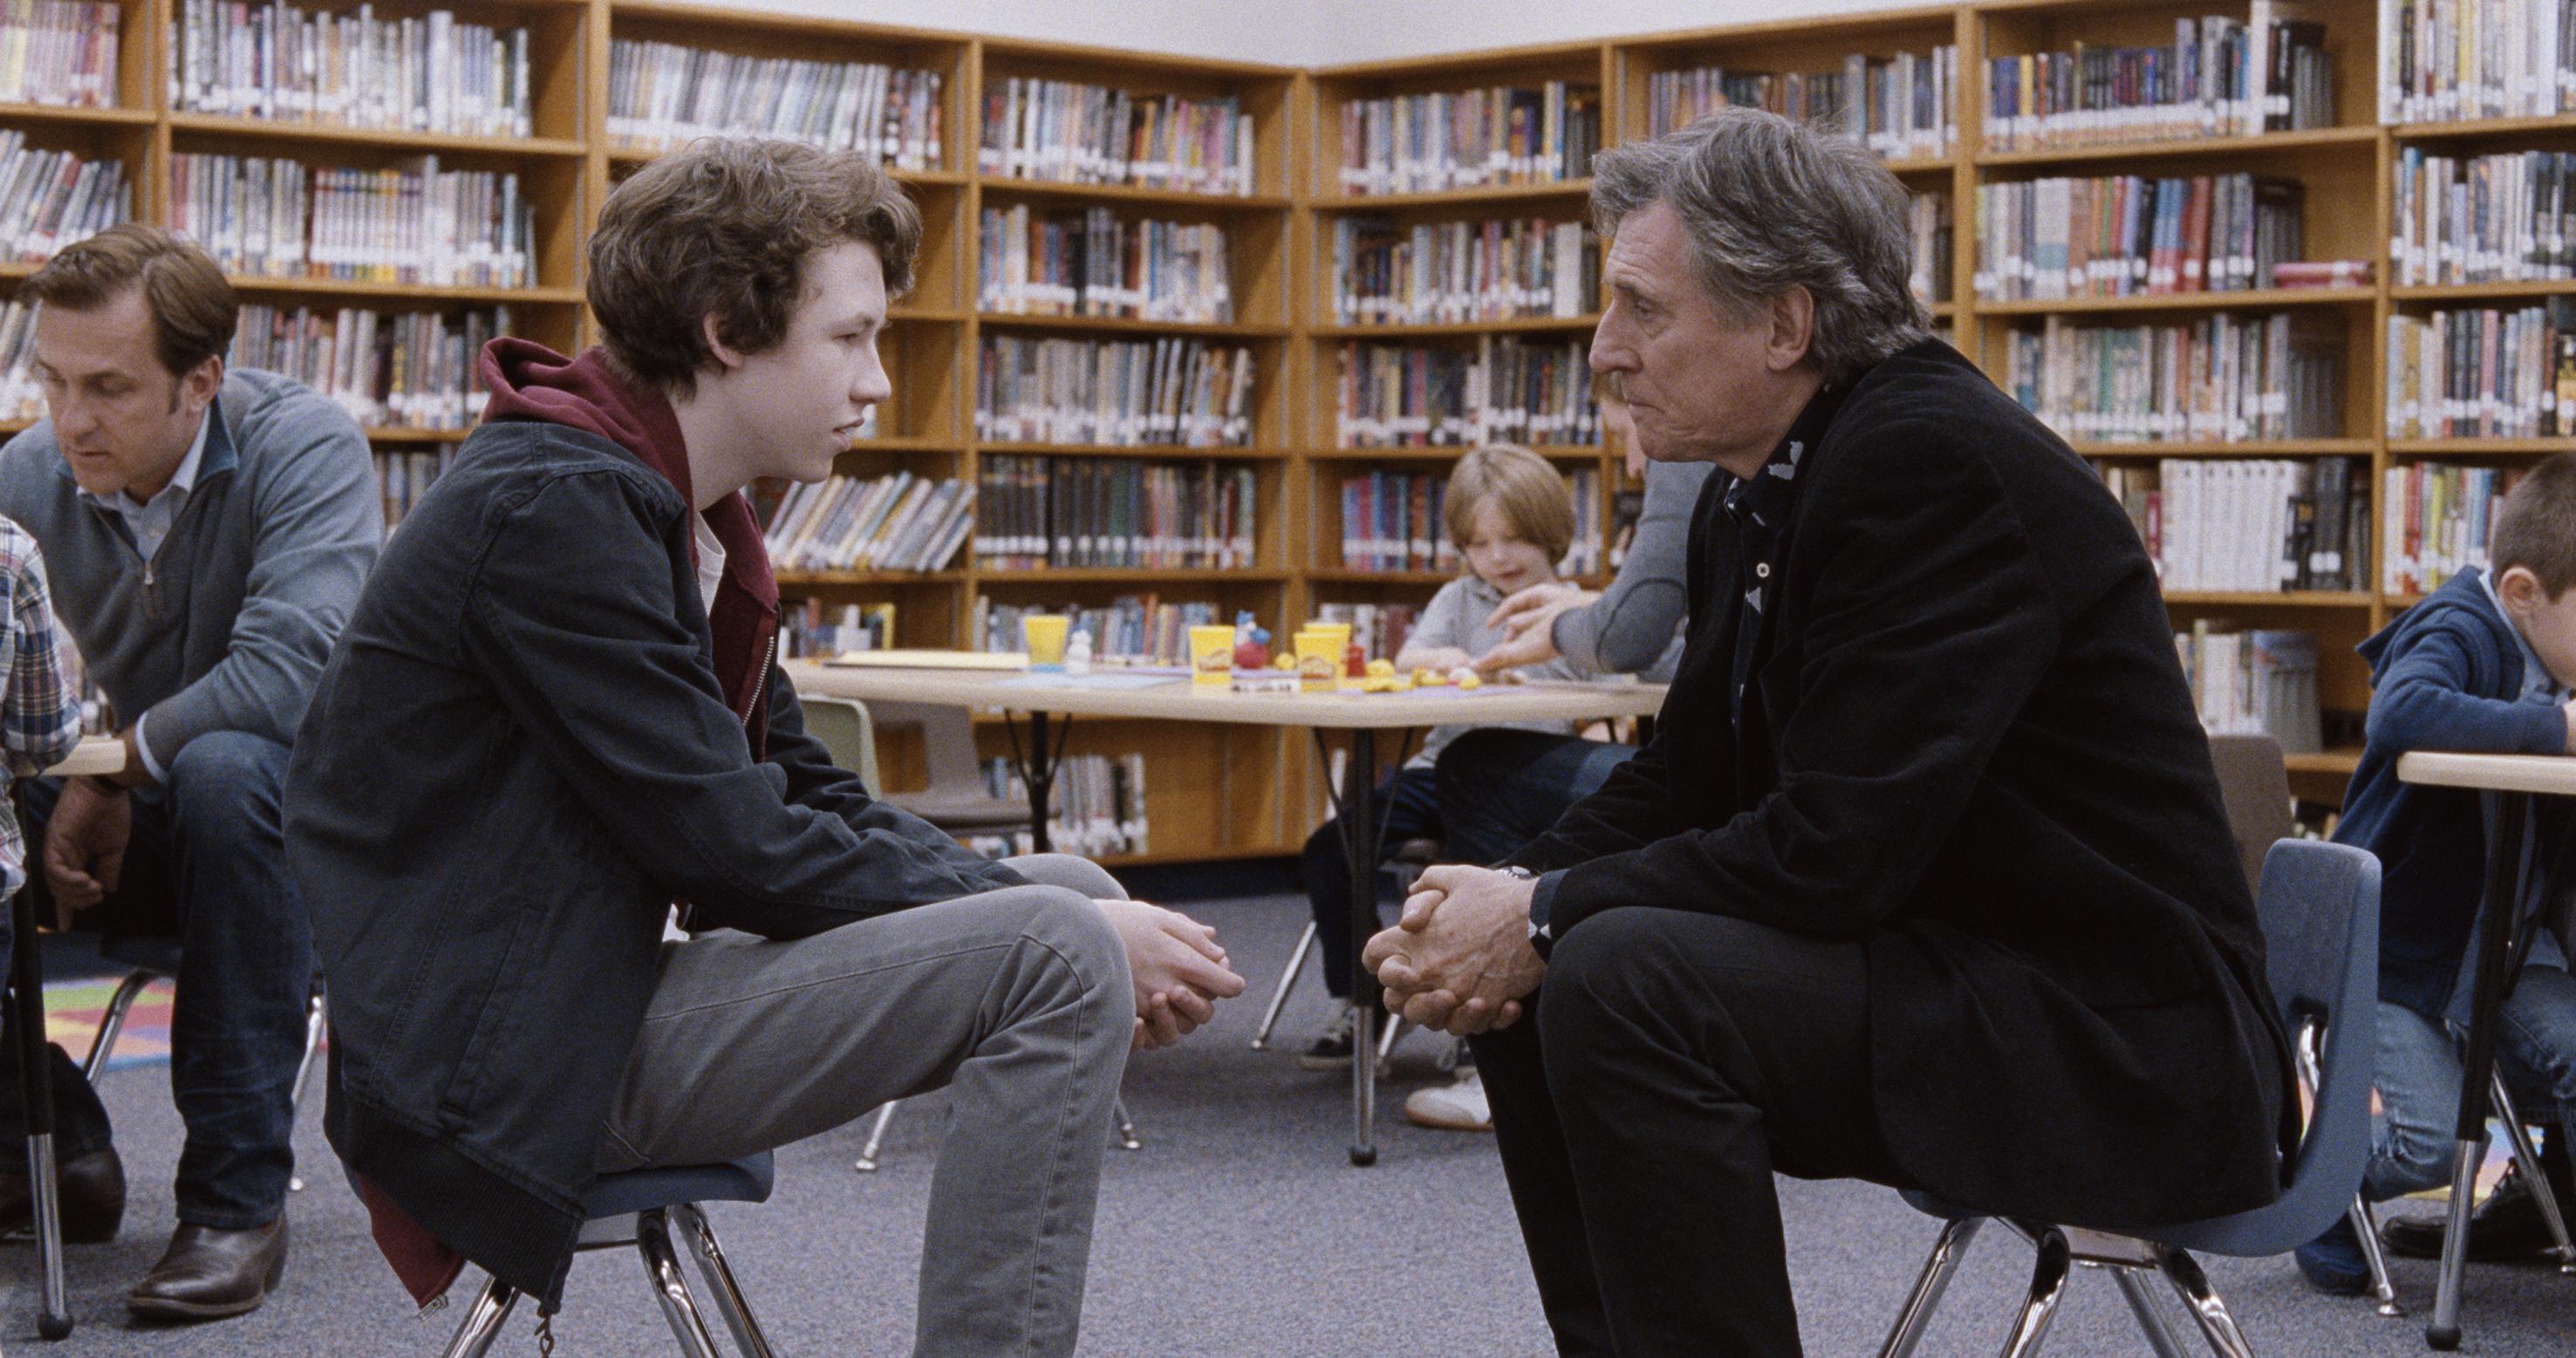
2, 527, 85, 779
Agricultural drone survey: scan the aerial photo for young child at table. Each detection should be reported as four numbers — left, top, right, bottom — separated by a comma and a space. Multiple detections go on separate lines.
1294, 446, 1599, 1116
2297, 453, 2576, 1292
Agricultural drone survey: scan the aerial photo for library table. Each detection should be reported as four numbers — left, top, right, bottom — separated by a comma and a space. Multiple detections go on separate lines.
2393, 751, 2576, 1350
787, 659, 1666, 1164
11, 738, 126, 1341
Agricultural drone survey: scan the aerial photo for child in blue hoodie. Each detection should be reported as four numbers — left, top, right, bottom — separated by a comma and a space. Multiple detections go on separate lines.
2298, 454, 2576, 1291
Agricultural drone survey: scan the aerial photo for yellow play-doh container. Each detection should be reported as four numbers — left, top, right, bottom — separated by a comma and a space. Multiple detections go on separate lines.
1293, 631, 1340, 693
1022, 615, 1070, 671
1189, 624, 1237, 687
1305, 621, 1353, 687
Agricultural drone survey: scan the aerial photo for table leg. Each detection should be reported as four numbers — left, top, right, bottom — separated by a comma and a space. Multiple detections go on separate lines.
2429, 788, 2532, 1351
10, 885, 72, 1339
1006, 710, 1069, 856
1340, 729, 1380, 1168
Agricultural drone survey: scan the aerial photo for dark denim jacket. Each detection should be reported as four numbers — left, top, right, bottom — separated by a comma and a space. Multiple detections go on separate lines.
284, 420, 1022, 1304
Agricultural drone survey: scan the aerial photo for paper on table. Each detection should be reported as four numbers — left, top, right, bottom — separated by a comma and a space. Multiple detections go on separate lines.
993, 672, 1181, 691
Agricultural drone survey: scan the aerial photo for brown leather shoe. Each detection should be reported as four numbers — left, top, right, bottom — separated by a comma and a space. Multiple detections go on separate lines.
126, 1218, 289, 1321
0, 1145, 126, 1243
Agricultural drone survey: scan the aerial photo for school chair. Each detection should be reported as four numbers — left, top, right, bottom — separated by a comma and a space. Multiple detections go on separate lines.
1876, 838, 2381, 1358
437, 1153, 777, 1358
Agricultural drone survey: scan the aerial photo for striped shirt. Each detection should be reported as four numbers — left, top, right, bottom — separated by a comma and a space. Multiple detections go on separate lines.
0, 516, 85, 896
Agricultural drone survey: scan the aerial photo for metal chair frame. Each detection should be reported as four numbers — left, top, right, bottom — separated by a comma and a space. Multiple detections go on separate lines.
437, 1195, 776, 1358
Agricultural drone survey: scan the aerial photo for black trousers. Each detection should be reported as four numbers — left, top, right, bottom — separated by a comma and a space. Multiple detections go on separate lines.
1472, 906, 1915, 1358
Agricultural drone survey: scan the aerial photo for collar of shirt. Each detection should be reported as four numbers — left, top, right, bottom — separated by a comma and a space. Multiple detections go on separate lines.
80, 406, 213, 558
1720, 381, 1845, 722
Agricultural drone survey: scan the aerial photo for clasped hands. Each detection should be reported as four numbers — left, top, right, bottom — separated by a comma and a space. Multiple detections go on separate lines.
1101, 898, 1247, 1051
1362, 864, 1546, 1037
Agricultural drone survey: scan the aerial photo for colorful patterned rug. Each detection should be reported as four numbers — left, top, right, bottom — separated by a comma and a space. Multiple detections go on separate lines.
41, 974, 171, 1073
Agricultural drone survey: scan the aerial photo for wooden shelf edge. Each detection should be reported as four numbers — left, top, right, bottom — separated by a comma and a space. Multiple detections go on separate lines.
1976, 287, 2374, 316
1975, 126, 2381, 167
166, 113, 586, 158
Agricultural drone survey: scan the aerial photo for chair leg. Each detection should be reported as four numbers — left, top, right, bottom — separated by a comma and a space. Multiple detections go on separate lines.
1376, 1012, 1403, 1062
436, 1273, 521, 1358
2112, 1266, 2192, 1358
2488, 1075, 2576, 1275
2155, 1244, 2257, 1358
1876, 1216, 1984, 1358
853, 1101, 899, 1173
2350, 1195, 2406, 1315
1249, 921, 1316, 1050
289, 993, 325, 1193
1997, 1226, 2073, 1358
670, 1203, 778, 1358
1112, 1096, 1143, 1151
79, 969, 158, 1085
635, 1208, 726, 1358
25, 1131, 72, 1339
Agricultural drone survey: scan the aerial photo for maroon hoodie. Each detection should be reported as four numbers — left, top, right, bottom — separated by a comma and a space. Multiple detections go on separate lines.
354, 338, 784, 1307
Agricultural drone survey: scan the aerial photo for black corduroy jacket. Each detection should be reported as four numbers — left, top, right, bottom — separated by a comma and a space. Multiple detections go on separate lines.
1508, 340, 2299, 1230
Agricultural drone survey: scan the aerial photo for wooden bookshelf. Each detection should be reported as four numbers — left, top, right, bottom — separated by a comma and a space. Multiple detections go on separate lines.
13, 0, 2575, 850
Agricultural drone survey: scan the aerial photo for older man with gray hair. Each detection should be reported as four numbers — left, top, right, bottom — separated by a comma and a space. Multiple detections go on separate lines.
1363, 108, 2298, 1355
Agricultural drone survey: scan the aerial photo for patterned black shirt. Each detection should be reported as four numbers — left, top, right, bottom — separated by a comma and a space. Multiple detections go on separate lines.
1721, 382, 1845, 726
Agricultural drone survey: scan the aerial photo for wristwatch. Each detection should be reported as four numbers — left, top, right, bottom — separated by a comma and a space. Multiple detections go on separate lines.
1500, 864, 1548, 945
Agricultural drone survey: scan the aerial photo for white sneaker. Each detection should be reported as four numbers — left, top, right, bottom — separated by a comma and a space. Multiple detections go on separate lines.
1403, 1068, 1490, 1131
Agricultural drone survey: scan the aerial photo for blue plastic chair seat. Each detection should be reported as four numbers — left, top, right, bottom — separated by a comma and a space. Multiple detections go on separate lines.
582, 1153, 775, 1219
98, 934, 183, 974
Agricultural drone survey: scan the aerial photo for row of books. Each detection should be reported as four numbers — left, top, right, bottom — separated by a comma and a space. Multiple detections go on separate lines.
1910, 192, 1954, 306
375, 446, 456, 535
169, 153, 532, 286
974, 336, 1254, 448
2177, 624, 2324, 754
1334, 339, 1601, 448
1313, 602, 1421, 663
171, 1, 530, 138
1972, 174, 2307, 301
231, 303, 505, 431
2100, 457, 2368, 592
974, 597, 1225, 668
976, 80, 1254, 197
2004, 313, 2346, 444
0, 0, 116, 108
777, 600, 897, 660
2391, 149, 2576, 286
977, 205, 1233, 324
2382, 461, 2523, 595
2384, 304, 2576, 439
974, 454, 1258, 570
1336, 467, 1603, 576
2379, 0, 2576, 123
968, 754, 1147, 860
1983, 11, 2333, 151
1332, 85, 1601, 197
762, 472, 974, 574
605, 38, 943, 170
0, 136, 128, 264
1643, 48, 1958, 160
1327, 216, 1597, 326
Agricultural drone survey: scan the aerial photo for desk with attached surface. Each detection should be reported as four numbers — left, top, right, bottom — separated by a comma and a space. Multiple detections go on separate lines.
2394, 751, 2576, 1349
787, 659, 1667, 1164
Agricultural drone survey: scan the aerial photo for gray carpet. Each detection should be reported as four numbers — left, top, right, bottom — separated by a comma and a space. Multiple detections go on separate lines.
8, 890, 2574, 1355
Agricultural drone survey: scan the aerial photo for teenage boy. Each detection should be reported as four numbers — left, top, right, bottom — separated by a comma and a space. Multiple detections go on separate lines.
2296, 454, 2576, 1290
284, 140, 1243, 1354
0, 224, 380, 1320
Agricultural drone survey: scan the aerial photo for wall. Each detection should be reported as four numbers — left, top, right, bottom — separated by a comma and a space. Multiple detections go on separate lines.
694, 0, 1895, 65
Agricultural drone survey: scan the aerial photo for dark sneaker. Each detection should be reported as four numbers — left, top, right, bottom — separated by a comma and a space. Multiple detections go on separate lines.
2294, 1217, 2369, 1295
2383, 1160, 2574, 1261
1297, 1001, 1356, 1070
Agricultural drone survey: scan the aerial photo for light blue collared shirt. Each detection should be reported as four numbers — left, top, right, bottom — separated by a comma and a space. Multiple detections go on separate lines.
74, 413, 212, 785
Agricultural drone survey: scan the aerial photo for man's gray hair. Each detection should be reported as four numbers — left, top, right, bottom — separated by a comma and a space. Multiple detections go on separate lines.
1591, 106, 1930, 384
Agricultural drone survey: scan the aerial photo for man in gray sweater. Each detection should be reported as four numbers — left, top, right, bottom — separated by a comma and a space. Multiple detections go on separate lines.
0, 225, 379, 1320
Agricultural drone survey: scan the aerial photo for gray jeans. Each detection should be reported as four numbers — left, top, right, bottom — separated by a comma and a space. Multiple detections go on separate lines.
598, 854, 1134, 1357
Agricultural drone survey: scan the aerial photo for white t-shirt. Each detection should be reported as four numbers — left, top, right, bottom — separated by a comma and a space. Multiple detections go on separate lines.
693, 513, 727, 615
